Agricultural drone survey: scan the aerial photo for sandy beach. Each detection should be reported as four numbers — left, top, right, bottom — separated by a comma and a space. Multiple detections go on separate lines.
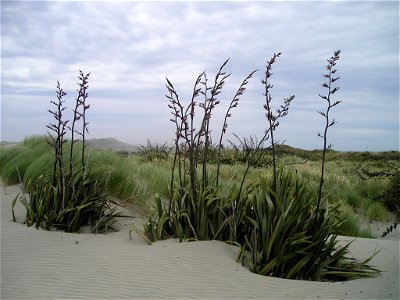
1, 182, 399, 299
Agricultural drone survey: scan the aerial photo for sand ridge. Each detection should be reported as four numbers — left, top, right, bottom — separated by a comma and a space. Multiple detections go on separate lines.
1, 183, 399, 299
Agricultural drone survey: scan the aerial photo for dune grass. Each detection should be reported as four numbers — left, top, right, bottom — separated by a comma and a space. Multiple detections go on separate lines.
0, 136, 170, 217
0, 136, 50, 183
0, 135, 397, 236
336, 202, 372, 238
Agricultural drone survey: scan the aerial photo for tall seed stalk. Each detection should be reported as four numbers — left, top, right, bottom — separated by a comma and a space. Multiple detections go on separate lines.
69, 72, 90, 172
68, 71, 90, 198
237, 52, 294, 196
262, 52, 295, 191
216, 69, 257, 186
199, 60, 230, 191
166, 60, 255, 210
77, 71, 91, 176
316, 50, 342, 222
46, 81, 68, 209
166, 76, 199, 204
189, 73, 205, 199
166, 60, 229, 201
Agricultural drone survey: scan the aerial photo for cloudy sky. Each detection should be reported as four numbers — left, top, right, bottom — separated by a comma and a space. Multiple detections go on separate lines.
1, 0, 398, 151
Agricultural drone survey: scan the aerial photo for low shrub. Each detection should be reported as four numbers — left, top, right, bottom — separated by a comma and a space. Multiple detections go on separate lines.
383, 170, 400, 218
138, 140, 171, 162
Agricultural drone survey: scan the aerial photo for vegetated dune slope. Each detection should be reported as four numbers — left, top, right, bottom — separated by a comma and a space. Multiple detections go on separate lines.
0, 137, 138, 152
1, 182, 399, 300
86, 137, 140, 152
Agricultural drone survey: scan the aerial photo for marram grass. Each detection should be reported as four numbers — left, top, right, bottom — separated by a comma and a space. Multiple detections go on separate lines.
0, 136, 396, 234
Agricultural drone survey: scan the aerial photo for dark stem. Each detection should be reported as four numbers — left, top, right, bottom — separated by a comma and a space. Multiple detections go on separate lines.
216, 69, 257, 187
315, 50, 341, 225
265, 93, 277, 191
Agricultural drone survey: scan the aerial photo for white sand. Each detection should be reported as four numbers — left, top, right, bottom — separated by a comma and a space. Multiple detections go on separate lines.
1, 183, 399, 299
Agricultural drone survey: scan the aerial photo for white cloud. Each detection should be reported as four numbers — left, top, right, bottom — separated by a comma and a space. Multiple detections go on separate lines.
1, 1, 398, 150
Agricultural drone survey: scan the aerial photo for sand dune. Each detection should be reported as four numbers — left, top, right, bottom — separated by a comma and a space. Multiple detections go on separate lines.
1, 183, 399, 299
87, 137, 139, 153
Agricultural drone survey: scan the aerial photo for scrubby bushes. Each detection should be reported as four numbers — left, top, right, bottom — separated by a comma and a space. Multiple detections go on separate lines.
384, 170, 400, 218
138, 140, 171, 162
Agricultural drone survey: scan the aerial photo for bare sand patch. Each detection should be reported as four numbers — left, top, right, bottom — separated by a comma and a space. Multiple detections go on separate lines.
1, 183, 399, 299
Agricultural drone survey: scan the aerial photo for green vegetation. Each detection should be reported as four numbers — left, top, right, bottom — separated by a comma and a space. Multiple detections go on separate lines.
0, 136, 172, 216
383, 167, 400, 218
1, 51, 398, 281
237, 170, 379, 280
2, 73, 124, 232
142, 52, 386, 281
1, 137, 397, 234
138, 140, 171, 162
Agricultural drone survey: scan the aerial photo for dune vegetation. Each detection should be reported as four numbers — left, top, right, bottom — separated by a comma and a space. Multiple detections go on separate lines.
141, 50, 396, 281
1, 51, 399, 281
1, 135, 397, 229
0, 136, 397, 219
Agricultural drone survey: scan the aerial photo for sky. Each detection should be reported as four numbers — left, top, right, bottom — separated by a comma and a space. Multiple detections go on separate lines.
1, 0, 399, 151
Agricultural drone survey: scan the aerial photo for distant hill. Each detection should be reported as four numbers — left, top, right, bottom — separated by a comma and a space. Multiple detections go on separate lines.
0, 141, 20, 148
87, 138, 139, 153
1, 137, 398, 161
273, 144, 399, 161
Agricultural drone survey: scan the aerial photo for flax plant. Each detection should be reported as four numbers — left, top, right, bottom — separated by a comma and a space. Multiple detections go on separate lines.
18, 72, 121, 232
144, 54, 380, 281
166, 59, 256, 199
148, 59, 256, 240
236, 169, 379, 280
